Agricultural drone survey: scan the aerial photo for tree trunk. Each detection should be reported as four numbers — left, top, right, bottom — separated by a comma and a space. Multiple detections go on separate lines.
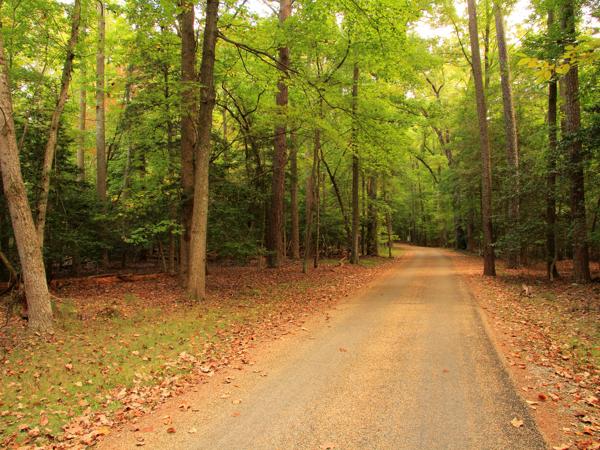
350, 64, 360, 264
179, 0, 197, 282
494, 2, 520, 268
289, 130, 300, 259
77, 63, 86, 182
303, 128, 319, 274
560, 0, 591, 283
267, 0, 292, 268
467, 0, 496, 276
35, 0, 81, 249
546, 11, 560, 280
367, 176, 379, 256
96, 0, 107, 203
313, 150, 321, 268
187, 0, 219, 299
0, 35, 53, 332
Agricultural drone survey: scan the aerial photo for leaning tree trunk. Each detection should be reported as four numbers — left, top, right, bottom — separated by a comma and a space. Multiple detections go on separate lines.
561, 0, 591, 283
178, 0, 197, 282
546, 11, 560, 280
0, 35, 53, 332
36, 0, 82, 249
494, 2, 520, 268
267, 0, 292, 268
467, 0, 496, 276
187, 0, 219, 299
350, 62, 360, 264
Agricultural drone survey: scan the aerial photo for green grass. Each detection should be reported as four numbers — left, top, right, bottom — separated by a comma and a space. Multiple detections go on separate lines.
0, 301, 261, 446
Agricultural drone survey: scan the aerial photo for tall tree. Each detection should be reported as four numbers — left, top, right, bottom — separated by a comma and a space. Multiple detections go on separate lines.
266, 0, 291, 268
179, 0, 197, 282
96, 0, 107, 203
467, 0, 496, 275
289, 130, 300, 259
350, 62, 360, 264
546, 10, 560, 280
35, 0, 82, 249
77, 66, 86, 183
560, 0, 591, 283
0, 35, 53, 332
366, 175, 379, 256
494, 1, 520, 268
187, 0, 219, 299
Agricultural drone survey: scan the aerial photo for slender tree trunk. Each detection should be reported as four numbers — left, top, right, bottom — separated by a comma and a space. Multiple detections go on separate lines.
0, 35, 53, 332
546, 11, 560, 280
187, 0, 219, 299
361, 174, 366, 254
289, 130, 300, 259
35, 0, 81, 249
494, 2, 520, 268
267, 0, 292, 268
179, 0, 197, 282
313, 151, 321, 268
303, 128, 319, 273
561, 0, 591, 283
350, 65, 360, 264
467, 0, 496, 276
367, 176, 379, 256
96, 0, 106, 203
77, 63, 86, 182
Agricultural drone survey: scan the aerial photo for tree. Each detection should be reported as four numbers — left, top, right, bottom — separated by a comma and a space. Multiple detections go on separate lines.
0, 34, 53, 332
351, 62, 360, 264
546, 10, 560, 280
96, 0, 107, 204
266, 0, 292, 268
560, 0, 591, 283
35, 0, 82, 249
467, 0, 496, 276
187, 0, 219, 299
179, 0, 197, 282
494, 1, 520, 268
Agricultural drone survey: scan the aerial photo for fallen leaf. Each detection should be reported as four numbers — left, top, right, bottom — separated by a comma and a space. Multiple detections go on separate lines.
40, 415, 49, 426
511, 418, 524, 428
231, 411, 240, 417
338, 347, 347, 352
188, 427, 197, 434
166, 427, 176, 433
538, 393, 547, 401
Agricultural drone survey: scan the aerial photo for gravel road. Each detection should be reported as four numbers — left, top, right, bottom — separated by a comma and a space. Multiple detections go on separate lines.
102, 246, 546, 450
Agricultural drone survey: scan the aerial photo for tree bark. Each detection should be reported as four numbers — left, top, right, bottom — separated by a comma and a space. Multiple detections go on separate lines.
560, 0, 591, 283
303, 128, 319, 274
0, 34, 53, 332
494, 2, 520, 268
366, 176, 379, 256
267, 0, 292, 268
289, 130, 300, 259
350, 63, 360, 264
467, 0, 496, 276
178, 0, 197, 282
77, 63, 86, 182
187, 0, 219, 299
96, 0, 107, 203
546, 11, 560, 280
35, 0, 82, 249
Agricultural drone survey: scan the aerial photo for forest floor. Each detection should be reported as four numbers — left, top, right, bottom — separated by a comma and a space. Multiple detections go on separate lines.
1, 247, 599, 449
0, 254, 396, 449
454, 252, 600, 449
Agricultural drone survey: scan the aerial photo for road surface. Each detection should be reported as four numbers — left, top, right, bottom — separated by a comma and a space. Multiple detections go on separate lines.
103, 246, 546, 450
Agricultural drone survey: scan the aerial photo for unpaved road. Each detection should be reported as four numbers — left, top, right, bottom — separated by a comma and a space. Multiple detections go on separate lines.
102, 247, 546, 449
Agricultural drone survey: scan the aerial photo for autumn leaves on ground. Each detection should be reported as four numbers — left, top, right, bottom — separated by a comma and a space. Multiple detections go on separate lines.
0, 247, 598, 449
0, 255, 395, 448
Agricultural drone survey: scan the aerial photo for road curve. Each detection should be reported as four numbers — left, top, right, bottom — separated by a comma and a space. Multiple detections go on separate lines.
103, 246, 546, 450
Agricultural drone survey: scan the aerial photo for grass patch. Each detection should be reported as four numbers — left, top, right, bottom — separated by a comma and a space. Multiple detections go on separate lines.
0, 302, 256, 446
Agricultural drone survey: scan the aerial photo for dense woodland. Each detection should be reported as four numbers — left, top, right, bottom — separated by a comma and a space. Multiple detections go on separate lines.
0, 0, 598, 331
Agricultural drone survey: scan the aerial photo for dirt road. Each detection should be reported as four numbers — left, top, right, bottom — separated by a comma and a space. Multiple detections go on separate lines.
102, 247, 546, 449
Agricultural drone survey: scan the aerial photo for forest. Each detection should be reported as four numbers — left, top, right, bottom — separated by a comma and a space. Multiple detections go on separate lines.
0, 0, 599, 447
